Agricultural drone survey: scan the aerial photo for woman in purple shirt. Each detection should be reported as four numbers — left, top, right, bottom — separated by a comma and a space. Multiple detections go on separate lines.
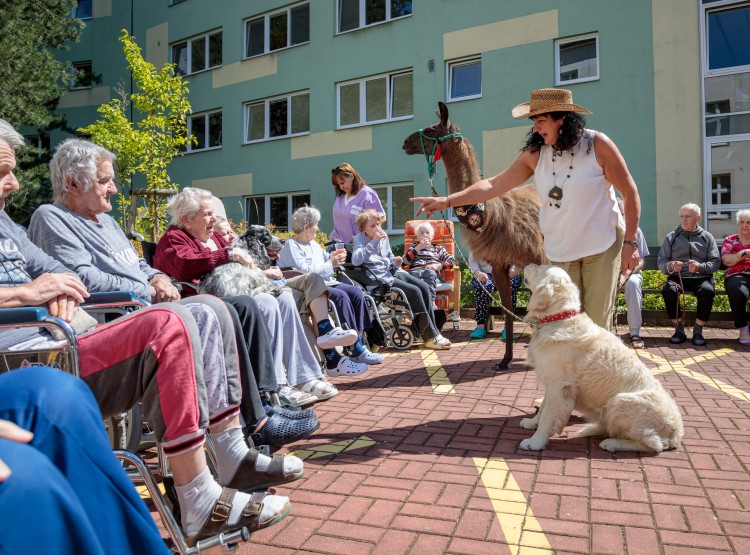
330, 163, 385, 243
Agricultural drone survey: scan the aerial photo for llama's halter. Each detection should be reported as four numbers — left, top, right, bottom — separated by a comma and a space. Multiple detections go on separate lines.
418, 129, 463, 179
414, 128, 525, 324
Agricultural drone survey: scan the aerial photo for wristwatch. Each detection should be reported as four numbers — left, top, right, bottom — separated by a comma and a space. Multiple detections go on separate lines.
623, 240, 638, 249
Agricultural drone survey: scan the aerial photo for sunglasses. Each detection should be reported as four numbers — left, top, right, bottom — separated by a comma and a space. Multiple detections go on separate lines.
331, 167, 350, 175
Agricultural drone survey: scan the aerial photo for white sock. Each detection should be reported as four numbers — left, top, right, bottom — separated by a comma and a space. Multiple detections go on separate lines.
212, 426, 304, 485
175, 468, 255, 536
211, 426, 251, 485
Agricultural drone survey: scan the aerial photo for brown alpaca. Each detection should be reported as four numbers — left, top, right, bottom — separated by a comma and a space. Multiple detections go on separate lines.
402, 102, 546, 369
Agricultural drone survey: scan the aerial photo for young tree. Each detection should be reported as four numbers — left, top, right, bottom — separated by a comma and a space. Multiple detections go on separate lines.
80, 30, 192, 239
0, 0, 84, 225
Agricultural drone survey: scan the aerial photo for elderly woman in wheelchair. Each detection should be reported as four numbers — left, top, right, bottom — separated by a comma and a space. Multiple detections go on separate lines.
0, 121, 297, 547
351, 209, 451, 350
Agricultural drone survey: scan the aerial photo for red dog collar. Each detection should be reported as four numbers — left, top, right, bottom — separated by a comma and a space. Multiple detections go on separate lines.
537, 309, 579, 325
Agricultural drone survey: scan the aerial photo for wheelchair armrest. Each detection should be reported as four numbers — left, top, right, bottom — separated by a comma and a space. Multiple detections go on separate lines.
0, 307, 51, 324
84, 291, 146, 305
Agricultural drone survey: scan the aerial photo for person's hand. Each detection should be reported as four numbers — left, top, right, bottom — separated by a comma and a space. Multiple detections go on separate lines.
620, 245, 641, 274
0, 419, 34, 482
688, 259, 701, 273
47, 295, 79, 322
330, 250, 347, 267
427, 262, 442, 272
669, 260, 684, 274
373, 228, 388, 242
263, 267, 283, 280
232, 249, 258, 269
150, 274, 180, 303
411, 196, 449, 217
474, 271, 489, 283
25, 273, 88, 308
417, 238, 432, 251
393, 256, 403, 267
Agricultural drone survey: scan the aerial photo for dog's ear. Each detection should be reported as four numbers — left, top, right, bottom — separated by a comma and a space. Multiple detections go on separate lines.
527, 282, 556, 314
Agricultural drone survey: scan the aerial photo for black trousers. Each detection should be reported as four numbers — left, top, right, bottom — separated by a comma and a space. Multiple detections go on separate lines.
662, 275, 715, 322
392, 271, 439, 341
725, 273, 750, 329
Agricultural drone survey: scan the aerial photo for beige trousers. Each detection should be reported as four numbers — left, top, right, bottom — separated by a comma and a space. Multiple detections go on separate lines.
549, 226, 624, 331
283, 272, 329, 317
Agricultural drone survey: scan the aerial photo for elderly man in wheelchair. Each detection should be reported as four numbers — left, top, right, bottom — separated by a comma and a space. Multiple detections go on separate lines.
0, 120, 297, 551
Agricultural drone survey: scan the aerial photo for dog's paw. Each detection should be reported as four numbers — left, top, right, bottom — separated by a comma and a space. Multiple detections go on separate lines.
598, 438, 619, 452
519, 436, 547, 450
520, 417, 539, 430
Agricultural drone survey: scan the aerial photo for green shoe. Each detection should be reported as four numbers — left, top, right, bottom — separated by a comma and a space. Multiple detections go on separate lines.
470, 326, 487, 339
501, 329, 506, 341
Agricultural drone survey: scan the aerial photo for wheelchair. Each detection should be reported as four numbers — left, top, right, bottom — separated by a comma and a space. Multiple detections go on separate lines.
0, 296, 250, 554
336, 263, 418, 351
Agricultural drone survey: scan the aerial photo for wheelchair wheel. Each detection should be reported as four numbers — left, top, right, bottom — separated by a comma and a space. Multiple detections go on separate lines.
107, 403, 143, 452
388, 325, 415, 351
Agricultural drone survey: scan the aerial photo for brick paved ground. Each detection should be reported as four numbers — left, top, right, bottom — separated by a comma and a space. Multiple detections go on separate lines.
146, 321, 750, 554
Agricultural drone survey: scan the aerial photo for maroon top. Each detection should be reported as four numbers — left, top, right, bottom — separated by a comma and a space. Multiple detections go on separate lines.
153, 225, 231, 296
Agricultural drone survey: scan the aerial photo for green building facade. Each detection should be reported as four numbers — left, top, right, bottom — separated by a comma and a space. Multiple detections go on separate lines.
48, 0, 750, 247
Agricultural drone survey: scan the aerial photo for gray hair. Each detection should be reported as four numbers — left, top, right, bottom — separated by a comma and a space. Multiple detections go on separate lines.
0, 119, 25, 151
291, 205, 321, 234
737, 208, 750, 223
416, 221, 435, 236
50, 138, 115, 201
167, 187, 214, 227
680, 203, 701, 217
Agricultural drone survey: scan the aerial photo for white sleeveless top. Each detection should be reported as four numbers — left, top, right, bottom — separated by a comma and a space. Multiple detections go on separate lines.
534, 129, 624, 262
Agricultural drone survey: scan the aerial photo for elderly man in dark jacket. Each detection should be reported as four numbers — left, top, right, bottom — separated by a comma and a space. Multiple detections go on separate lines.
657, 203, 721, 346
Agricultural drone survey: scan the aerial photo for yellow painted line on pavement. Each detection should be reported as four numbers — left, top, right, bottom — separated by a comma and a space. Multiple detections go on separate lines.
640, 348, 750, 401
137, 481, 166, 500
420, 350, 455, 395
291, 435, 377, 461
474, 457, 553, 554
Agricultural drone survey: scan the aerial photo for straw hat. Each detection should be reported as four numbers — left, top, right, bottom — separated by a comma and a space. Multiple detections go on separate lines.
511, 88, 592, 120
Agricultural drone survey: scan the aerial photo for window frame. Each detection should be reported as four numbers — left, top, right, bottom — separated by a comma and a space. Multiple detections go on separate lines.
371, 182, 414, 235
243, 2, 310, 59
72, 0, 92, 20
185, 109, 223, 153
446, 56, 482, 102
69, 61, 93, 90
336, 0, 413, 34
245, 192, 311, 232
703, 0, 750, 76
243, 91, 310, 144
554, 33, 600, 86
171, 29, 223, 77
336, 70, 413, 129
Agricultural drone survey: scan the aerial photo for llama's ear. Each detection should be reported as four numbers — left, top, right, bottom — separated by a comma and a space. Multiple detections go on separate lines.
438, 102, 449, 125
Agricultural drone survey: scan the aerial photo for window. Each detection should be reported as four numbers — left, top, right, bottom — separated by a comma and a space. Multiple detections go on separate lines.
706, 3, 750, 72
555, 34, 599, 85
246, 193, 310, 231
337, 0, 412, 33
447, 57, 481, 101
72, 0, 92, 19
171, 31, 222, 76
245, 3, 309, 58
371, 183, 414, 234
185, 110, 222, 152
337, 71, 412, 128
70, 61, 93, 89
244, 91, 309, 143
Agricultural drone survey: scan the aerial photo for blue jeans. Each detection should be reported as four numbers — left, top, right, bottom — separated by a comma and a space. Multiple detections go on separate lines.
0, 367, 169, 555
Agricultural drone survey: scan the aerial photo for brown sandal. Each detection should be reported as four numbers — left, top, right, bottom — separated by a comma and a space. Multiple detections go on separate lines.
187, 488, 290, 547
225, 448, 303, 492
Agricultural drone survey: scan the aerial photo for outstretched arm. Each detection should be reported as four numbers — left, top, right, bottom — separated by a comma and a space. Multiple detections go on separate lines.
411, 150, 537, 217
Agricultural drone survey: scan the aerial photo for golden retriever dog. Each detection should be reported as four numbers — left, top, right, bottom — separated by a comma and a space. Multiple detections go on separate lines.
519, 264, 683, 453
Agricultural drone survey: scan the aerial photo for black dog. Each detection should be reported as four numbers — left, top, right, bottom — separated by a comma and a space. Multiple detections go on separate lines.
235, 225, 285, 270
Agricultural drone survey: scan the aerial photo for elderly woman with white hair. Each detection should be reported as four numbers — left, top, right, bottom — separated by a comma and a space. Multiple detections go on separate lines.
720, 208, 750, 345
154, 188, 367, 396
280, 206, 384, 366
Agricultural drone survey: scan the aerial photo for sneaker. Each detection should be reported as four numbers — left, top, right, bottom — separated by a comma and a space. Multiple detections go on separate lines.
326, 356, 368, 377
350, 349, 385, 365
739, 328, 750, 345
277, 385, 318, 408
691, 333, 707, 346
469, 326, 487, 339
669, 331, 687, 344
317, 327, 358, 349
424, 337, 451, 350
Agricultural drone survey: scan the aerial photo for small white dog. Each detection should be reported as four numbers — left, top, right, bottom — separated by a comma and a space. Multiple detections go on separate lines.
519, 264, 683, 453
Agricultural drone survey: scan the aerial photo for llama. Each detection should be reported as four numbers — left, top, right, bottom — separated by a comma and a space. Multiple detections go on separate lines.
402, 101, 546, 369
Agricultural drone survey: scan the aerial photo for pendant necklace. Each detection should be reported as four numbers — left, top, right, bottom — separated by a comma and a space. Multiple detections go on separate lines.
549, 149, 574, 209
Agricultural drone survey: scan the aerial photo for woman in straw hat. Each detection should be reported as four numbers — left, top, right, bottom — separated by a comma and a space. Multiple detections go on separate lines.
412, 88, 641, 330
